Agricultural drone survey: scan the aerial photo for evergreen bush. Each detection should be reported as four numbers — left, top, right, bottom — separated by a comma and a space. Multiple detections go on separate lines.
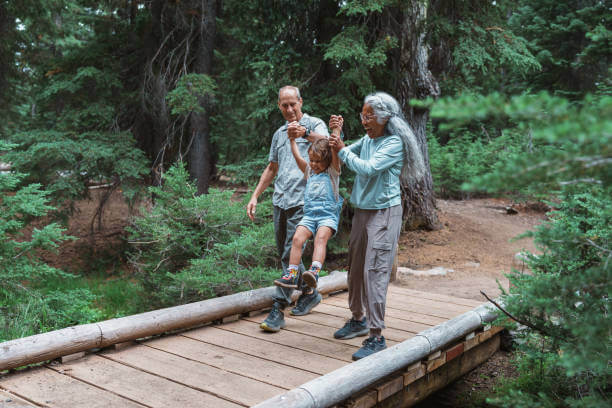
0, 142, 101, 342
127, 162, 279, 308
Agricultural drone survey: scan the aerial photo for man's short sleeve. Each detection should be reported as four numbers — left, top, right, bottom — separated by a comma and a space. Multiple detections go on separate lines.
312, 119, 329, 137
268, 129, 280, 163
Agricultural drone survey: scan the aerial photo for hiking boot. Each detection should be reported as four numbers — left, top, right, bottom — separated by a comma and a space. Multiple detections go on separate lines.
302, 267, 320, 289
260, 305, 285, 332
352, 336, 386, 360
290, 290, 322, 316
333, 317, 368, 339
274, 268, 299, 289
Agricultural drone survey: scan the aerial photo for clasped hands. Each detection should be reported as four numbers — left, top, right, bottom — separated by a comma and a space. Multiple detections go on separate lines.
328, 114, 345, 152
287, 122, 307, 140
286, 115, 344, 151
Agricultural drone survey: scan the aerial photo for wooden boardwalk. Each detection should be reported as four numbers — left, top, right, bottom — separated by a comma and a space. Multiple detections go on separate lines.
0, 285, 484, 407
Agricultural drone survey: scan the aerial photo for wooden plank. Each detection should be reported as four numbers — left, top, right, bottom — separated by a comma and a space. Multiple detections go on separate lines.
345, 390, 377, 408
387, 286, 483, 308
403, 362, 426, 385
214, 319, 358, 362
101, 344, 283, 406
464, 331, 479, 351
376, 375, 404, 401
315, 301, 446, 327
50, 355, 239, 408
371, 292, 474, 316
445, 342, 465, 362
143, 335, 318, 389
0, 367, 145, 408
276, 313, 415, 344
382, 293, 475, 313
0, 390, 38, 408
302, 304, 431, 334
244, 313, 407, 345
182, 326, 346, 374
242, 314, 367, 347
323, 294, 463, 320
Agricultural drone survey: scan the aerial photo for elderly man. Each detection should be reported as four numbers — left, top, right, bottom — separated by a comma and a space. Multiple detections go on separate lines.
247, 86, 329, 332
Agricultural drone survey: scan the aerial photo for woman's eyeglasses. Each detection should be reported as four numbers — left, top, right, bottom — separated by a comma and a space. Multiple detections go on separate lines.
359, 113, 376, 122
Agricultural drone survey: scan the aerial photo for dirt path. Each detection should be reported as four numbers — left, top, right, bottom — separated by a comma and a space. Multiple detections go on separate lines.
396, 198, 543, 302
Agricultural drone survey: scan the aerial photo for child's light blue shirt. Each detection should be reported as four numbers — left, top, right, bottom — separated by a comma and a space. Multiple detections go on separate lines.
338, 132, 404, 210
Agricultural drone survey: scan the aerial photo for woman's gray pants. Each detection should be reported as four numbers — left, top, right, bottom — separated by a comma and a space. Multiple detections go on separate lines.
347, 205, 402, 330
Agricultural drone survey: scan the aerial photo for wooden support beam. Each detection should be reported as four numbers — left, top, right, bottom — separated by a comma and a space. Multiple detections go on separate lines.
382, 334, 501, 407
0, 271, 348, 371
404, 362, 426, 385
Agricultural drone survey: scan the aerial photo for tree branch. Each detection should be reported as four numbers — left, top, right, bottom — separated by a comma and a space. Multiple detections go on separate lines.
480, 290, 554, 337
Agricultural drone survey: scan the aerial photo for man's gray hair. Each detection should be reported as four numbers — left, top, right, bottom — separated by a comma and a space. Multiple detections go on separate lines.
279, 85, 301, 100
364, 92, 426, 184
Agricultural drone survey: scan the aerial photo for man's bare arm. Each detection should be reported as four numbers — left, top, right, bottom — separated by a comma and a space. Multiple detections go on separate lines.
247, 162, 279, 221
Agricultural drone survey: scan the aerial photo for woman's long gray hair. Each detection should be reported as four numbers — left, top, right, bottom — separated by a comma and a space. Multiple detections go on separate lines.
364, 92, 426, 184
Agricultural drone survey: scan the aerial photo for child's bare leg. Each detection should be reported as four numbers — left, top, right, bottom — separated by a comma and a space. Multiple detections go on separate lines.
275, 226, 313, 289
312, 226, 334, 265
289, 226, 313, 266
303, 226, 334, 288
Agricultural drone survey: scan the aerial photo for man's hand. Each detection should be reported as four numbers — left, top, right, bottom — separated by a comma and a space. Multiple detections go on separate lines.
246, 198, 257, 221
287, 121, 306, 140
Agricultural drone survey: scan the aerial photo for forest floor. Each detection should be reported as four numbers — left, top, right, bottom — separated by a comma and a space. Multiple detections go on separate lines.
44, 191, 546, 406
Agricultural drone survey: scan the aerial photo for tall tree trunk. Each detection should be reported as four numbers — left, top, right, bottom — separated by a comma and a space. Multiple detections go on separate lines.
398, 0, 441, 230
188, 0, 216, 195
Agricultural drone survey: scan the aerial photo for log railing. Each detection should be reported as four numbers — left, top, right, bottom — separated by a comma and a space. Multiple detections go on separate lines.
0, 271, 348, 371
253, 301, 499, 408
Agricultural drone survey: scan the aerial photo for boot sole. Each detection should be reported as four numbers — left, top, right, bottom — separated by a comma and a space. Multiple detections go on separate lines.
334, 328, 369, 340
290, 293, 322, 316
302, 271, 318, 289
260, 321, 286, 332
274, 281, 298, 289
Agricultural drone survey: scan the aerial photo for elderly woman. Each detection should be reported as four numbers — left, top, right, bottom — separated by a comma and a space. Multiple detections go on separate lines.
329, 92, 425, 360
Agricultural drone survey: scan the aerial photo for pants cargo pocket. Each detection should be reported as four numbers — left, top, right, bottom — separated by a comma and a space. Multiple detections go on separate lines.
372, 241, 392, 271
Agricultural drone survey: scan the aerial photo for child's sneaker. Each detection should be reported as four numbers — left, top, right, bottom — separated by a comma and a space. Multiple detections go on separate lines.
274, 267, 299, 288
302, 266, 320, 289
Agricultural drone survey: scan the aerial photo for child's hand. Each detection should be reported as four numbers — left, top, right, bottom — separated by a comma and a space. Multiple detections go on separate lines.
329, 115, 343, 134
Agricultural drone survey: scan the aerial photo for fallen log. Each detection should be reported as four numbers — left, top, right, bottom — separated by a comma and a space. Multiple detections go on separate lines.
0, 271, 348, 371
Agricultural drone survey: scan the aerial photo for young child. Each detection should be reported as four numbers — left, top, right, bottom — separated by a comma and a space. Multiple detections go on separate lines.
274, 126, 343, 290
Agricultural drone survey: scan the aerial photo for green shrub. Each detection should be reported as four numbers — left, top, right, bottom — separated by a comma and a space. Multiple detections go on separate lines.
0, 142, 101, 342
428, 125, 526, 199
127, 162, 279, 308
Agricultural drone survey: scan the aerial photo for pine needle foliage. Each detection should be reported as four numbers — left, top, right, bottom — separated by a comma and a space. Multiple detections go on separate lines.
432, 92, 611, 407
0, 142, 101, 342
127, 162, 278, 308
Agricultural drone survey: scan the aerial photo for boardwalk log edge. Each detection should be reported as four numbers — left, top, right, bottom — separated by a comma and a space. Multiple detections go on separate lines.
0, 271, 349, 371
252, 301, 501, 408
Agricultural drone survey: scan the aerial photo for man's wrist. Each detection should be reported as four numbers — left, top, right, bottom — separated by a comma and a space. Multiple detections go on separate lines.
303, 128, 311, 139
